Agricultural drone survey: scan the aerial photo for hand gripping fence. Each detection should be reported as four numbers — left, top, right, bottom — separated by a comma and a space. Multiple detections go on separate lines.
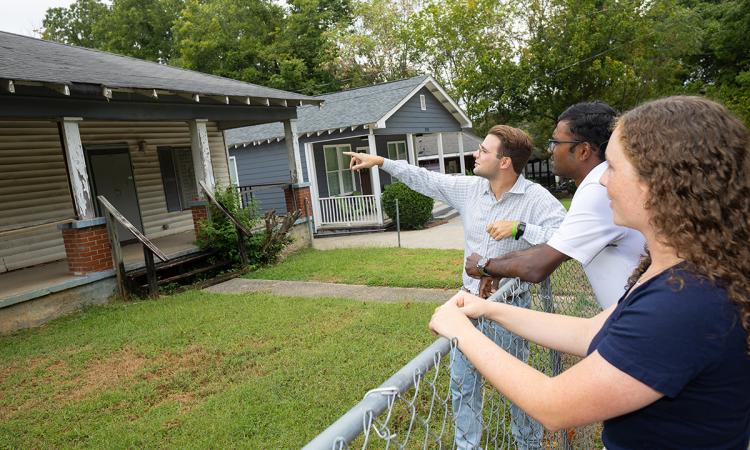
304, 261, 602, 449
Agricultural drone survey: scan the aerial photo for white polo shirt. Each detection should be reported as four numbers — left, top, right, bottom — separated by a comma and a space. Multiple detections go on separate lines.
547, 162, 645, 308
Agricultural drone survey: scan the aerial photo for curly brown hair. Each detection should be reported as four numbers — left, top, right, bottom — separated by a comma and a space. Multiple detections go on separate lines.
617, 96, 750, 351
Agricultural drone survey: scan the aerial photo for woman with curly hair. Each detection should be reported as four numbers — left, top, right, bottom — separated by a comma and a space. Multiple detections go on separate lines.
430, 96, 750, 448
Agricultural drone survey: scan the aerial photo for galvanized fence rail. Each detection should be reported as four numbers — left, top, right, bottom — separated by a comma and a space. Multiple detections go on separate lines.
305, 261, 601, 450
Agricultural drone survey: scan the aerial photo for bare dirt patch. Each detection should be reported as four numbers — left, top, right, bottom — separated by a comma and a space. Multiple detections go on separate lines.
65, 347, 147, 400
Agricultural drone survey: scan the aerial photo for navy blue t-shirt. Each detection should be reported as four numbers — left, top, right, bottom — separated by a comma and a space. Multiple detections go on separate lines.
588, 265, 750, 449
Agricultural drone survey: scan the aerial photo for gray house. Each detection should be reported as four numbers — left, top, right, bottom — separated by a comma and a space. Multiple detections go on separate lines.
226, 75, 473, 233
0, 31, 319, 332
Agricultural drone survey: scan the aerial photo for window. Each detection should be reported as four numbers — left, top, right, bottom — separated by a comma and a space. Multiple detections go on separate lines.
387, 141, 408, 161
157, 147, 196, 212
229, 156, 239, 187
420, 94, 426, 111
323, 144, 356, 196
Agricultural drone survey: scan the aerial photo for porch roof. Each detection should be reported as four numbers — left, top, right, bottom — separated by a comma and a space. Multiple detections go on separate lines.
0, 31, 320, 107
226, 75, 473, 148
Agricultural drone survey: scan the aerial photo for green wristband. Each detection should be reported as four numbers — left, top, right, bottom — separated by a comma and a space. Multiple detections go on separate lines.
512, 221, 517, 238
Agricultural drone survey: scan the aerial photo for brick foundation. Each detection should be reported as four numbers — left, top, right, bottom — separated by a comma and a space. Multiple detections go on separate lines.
61, 223, 113, 275
191, 204, 209, 238
284, 185, 312, 217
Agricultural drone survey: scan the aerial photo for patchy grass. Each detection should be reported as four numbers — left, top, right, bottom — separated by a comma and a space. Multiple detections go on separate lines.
0, 292, 437, 449
245, 247, 464, 289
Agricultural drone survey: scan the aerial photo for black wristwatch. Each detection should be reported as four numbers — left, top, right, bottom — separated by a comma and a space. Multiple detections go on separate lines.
476, 256, 490, 277
514, 221, 526, 240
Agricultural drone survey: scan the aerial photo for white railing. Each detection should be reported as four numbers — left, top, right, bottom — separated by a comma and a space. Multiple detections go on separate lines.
319, 195, 380, 226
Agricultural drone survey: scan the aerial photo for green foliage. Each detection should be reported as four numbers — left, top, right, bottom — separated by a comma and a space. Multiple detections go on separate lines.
0, 291, 437, 448
195, 185, 288, 268
380, 182, 434, 230
246, 247, 463, 289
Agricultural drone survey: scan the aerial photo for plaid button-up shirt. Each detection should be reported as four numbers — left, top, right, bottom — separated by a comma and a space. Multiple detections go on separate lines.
382, 160, 566, 294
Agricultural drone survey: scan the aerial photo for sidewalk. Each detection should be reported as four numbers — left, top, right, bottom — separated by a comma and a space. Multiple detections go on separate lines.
203, 278, 455, 303
312, 215, 464, 250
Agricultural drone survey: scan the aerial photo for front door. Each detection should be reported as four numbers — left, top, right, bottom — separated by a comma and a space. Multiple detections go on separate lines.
87, 148, 143, 241
355, 147, 373, 195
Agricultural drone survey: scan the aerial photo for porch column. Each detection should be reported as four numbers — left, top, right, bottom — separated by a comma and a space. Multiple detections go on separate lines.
457, 131, 466, 175
437, 132, 446, 174
283, 119, 303, 183
59, 117, 95, 220
304, 142, 322, 231
189, 119, 215, 196
406, 133, 416, 166
368, 128, 384, 225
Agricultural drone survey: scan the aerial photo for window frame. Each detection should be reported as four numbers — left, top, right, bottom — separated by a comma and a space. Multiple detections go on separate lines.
387, 140, 408, 161
322, 143, 356, 197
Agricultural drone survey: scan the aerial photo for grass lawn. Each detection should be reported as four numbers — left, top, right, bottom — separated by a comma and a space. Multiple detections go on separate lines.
0, 292, 437, 449
559, 197, 572, 210
246, 247, 464, 289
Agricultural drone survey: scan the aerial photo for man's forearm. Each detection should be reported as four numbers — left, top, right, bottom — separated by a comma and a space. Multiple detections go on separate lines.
485, 244, 569, 283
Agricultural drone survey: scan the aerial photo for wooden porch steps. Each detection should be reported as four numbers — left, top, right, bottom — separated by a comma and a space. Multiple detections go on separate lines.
125, 250, 233, 296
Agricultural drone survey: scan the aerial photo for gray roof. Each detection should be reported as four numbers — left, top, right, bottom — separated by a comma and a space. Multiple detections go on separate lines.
0, 31, 319, 103
225, 75, 434, 146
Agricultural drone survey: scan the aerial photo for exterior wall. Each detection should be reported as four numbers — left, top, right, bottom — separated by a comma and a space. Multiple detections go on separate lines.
0, 120, 75, 272
383, 87, 462, 134
229, 140, 290, 214
311, 134, 415, 197
0, 119, 229, 274
78, 120, 229, 239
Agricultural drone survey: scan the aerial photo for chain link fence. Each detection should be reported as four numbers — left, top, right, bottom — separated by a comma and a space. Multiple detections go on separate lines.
304, 260, 602, 450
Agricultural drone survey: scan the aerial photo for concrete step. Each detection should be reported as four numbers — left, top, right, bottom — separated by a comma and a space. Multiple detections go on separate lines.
432, 201, 459, 221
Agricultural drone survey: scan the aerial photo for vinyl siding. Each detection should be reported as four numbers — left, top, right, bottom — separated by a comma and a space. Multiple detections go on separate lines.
0, 119, 230, 273
383, 87, 462, 133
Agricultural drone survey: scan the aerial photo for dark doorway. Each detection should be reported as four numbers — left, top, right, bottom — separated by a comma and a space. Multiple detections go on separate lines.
87, 147, 143, 241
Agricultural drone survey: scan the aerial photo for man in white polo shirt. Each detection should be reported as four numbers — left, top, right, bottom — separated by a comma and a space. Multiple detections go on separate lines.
466, 101, 645, 308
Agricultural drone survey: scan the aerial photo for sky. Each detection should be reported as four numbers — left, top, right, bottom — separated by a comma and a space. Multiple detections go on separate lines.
0, 0, 79, 37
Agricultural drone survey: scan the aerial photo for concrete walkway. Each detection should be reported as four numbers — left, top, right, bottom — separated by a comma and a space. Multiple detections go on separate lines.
203, 278, 454, 303
312, 215, 464, 250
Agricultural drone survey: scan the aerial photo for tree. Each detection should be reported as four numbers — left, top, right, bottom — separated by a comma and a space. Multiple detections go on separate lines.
327, 0, 421, 87
101, 0, 183, 63
171, 0, 284, 85
477, 0, 702, 141
42, 0, 109, 48
684, 0, 750, 124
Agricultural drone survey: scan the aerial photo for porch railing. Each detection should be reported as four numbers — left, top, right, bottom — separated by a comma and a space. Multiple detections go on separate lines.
319, 195, 379, 226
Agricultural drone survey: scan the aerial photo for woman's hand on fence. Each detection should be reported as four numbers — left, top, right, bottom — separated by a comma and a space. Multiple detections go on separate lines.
429, 296, 473, 338
454, 291, 489, 319
343, 152, 384, 171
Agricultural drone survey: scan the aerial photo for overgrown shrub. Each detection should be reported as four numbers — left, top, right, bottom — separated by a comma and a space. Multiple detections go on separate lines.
381, 182, 434, 230
196, 185, 292, 268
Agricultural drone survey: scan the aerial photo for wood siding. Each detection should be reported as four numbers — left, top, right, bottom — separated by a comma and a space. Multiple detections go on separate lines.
0, 120, 230, 273
384, 87, 461, 133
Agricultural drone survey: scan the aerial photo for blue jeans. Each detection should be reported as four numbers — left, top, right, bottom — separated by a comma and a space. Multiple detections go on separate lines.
450, 289, 543, 450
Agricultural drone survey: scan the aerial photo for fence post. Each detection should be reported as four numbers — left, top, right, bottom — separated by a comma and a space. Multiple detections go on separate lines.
395, 198, 401, 248
304, 197, 314, 243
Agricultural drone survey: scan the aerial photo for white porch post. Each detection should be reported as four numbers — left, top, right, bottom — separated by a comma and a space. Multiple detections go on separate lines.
406, 133, 416, 166
189, 119, 215, 196
368, 128, 384, 225
59, 117, 95, 220
283, 119, 303, 183
304, 142, 322, 231
437, 132, 446, 174
457, 131, 466, 175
